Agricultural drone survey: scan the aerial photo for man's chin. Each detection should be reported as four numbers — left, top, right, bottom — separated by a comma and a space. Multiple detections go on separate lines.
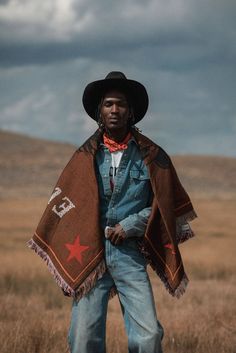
106, 124, 124, 131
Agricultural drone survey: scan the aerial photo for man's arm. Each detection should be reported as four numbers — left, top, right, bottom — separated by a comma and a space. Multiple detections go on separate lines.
106, 207, 152, 245
119, 206, 152, 238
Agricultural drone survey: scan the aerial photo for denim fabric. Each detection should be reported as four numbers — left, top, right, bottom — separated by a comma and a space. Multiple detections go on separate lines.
68, 238, 164, 353
95, 139, 153, 237
68, 138, 163, 353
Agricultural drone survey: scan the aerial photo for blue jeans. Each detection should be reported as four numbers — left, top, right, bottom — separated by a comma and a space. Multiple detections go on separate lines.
68, 238, 164, 353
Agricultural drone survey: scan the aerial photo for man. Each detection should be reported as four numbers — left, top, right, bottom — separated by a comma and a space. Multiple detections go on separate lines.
28, 72, 197, 353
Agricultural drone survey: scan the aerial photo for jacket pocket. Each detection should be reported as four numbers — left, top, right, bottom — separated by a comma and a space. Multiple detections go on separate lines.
129, 169, 150, 200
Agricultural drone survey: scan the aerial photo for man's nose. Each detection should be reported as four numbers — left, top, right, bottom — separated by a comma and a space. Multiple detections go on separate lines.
111, 104, 119, 113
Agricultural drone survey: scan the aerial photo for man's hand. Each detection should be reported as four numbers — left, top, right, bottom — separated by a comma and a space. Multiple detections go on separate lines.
106, 224, 126, 245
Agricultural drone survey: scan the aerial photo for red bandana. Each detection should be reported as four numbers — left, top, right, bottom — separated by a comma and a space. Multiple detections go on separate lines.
103, 132, 132, 153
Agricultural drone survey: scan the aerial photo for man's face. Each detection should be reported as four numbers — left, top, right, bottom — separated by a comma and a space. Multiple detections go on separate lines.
100, 90, 130, 132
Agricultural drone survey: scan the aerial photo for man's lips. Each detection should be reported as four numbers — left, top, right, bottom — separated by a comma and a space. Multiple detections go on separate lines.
108, 116, 120, 122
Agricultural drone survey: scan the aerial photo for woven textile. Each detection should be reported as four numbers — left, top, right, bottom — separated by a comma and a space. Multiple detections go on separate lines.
28, 128, 197, 300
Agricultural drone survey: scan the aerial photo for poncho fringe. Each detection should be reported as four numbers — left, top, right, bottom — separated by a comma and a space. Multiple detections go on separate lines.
176, 209, 197, 244
28, 238, 107, 300
28, 129, 197, 300
138, 240, 189, 298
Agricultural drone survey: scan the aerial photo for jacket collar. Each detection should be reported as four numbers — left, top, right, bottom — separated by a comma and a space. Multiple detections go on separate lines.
79, 128, 159, 165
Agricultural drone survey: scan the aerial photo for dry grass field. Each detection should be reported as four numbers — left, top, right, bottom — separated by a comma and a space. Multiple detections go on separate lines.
1, 130, 236, 353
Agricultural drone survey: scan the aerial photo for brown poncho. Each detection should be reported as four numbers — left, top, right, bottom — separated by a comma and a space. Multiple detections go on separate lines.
28, 128, 197, 300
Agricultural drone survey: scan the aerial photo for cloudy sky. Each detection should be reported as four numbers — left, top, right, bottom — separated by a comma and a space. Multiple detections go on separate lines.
0, 0, 235, 156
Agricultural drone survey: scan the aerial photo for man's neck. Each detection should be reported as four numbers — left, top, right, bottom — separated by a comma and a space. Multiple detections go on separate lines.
104, 128, 129, 142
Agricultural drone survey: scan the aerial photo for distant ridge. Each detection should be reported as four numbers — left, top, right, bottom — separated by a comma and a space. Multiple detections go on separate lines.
0, 129, 75, 198
173, 155, 236, 199
1, 129, 235, 199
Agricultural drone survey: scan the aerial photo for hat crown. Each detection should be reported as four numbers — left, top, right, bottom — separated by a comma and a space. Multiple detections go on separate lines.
82, 71, 149, 124
105, 71, 127, 80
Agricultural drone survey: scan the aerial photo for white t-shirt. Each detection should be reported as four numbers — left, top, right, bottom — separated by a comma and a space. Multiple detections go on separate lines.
110, 150, 124, 178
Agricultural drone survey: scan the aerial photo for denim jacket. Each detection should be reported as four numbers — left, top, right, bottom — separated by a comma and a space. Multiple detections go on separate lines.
95, 139, 153, 238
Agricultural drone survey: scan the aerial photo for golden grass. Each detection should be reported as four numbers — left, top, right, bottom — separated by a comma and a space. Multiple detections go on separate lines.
1, 197, 236, 352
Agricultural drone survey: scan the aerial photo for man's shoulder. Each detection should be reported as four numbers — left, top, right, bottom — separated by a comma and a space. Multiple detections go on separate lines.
76, 129, 102, 154
132, 129, 171, 169
153, 145, 171, 169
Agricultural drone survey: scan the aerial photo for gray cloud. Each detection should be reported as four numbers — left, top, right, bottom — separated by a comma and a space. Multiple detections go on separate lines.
1, 0, 235, 68
0, 0, 236, 156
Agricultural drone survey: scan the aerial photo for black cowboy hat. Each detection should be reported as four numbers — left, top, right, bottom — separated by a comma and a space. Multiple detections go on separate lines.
82, 71, 149, 124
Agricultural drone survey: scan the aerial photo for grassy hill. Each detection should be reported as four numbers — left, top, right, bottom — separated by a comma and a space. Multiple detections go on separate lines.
0, 129, 235, 353
1, 129, 235, 199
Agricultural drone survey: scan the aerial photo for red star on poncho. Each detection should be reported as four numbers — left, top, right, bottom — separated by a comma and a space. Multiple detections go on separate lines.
65, 235, 89, 264
164, 243, 176, 255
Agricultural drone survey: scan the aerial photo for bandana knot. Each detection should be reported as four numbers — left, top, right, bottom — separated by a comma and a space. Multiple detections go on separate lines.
103, 132, 132, 153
